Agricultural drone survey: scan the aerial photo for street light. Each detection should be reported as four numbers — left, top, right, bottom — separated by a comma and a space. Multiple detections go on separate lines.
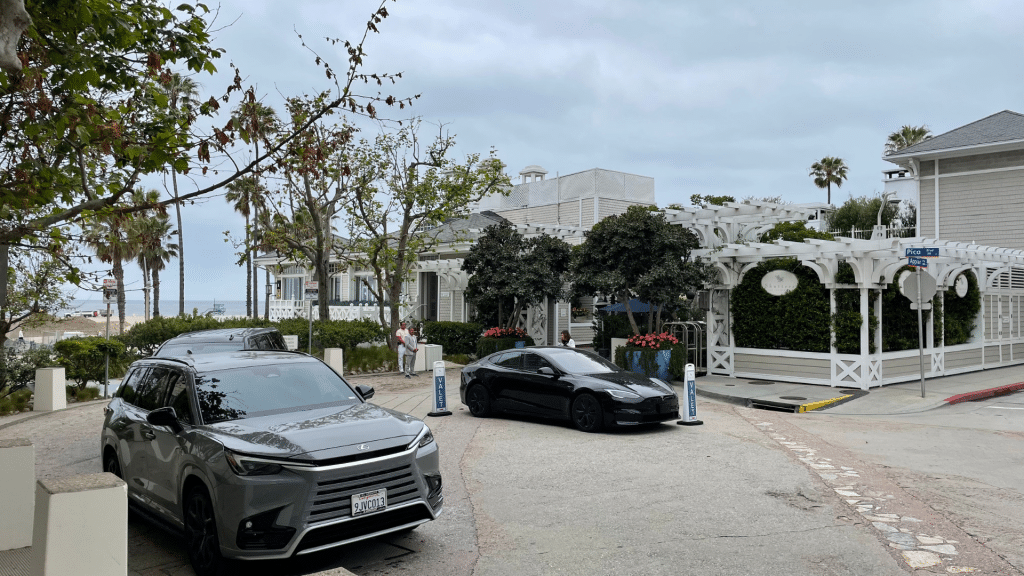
877, 191, 899, 228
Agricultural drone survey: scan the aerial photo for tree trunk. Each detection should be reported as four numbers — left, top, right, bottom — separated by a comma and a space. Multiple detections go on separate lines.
153, 268, 161, 318
622, 290, 640, 335
655, 304, 663, 334
142, 262, 151, 322
115, 260, 126, 335
252, 219, 259, 321
244, 213, 252, 317
172, 171, 184, 316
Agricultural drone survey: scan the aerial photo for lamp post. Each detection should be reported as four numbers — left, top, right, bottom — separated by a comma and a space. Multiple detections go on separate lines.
265, 282, 272, 321
871, 192, 901, 240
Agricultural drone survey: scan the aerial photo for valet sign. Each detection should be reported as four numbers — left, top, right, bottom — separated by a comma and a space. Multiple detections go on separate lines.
761, 270, 799, 296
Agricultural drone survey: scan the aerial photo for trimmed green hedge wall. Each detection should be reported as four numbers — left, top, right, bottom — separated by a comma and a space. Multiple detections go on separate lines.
423, 321, 482, 355
476, 336, 536, 358
731, 259, 831, 353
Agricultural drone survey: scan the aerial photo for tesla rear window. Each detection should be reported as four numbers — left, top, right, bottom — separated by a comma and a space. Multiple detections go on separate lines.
194, 362, 360, 423
545, 349, 620, 374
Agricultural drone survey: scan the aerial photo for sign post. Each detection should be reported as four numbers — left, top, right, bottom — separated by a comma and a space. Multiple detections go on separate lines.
677, 363, 703, 426
304, 281, 318, 354
102, 279, 117, 398
428, 360, 452, 417
904, 249, 939, 398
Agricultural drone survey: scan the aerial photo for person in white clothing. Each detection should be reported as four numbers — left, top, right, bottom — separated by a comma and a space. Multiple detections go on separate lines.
395, 322, 409, 371
559, 330, 576, 348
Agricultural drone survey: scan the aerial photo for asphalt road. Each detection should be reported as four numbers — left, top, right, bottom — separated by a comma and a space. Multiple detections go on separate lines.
2, 376, 1021, 575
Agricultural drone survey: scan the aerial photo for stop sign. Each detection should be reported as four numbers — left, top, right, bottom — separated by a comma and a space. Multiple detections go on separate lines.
901, 270, 937, 303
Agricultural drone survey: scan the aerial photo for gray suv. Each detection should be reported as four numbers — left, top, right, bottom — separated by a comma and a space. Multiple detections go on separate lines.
153, 328, 288, 357
100, 351, 442, 575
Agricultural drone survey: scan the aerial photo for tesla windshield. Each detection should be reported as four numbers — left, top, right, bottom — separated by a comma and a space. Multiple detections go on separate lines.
544, 349, 620, 374
195, 362, 361, 423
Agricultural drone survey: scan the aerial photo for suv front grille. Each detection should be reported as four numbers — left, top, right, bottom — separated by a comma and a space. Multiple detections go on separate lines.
305, 463, 421, 524
295, 504, 433, 553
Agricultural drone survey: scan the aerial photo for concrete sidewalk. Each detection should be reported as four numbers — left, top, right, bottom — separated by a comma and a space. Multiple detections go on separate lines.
694, 363, 1024, 415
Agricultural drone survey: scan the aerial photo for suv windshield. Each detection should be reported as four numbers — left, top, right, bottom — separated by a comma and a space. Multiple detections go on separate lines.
545, 349, 621, 374
195, 362, 361, 423
158, 342, 245, 357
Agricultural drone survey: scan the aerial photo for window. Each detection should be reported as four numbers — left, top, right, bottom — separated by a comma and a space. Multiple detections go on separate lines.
353, 275, 377, 301
282, 277, 303, 300
495, 351, 523, 370
116, 367, 148, 406
522, 353, 552, 372
167, 375, 194, 425
134, 367, 180, 411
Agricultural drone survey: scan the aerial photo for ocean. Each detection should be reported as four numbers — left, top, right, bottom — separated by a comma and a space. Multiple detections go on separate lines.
67, 299, 249, 318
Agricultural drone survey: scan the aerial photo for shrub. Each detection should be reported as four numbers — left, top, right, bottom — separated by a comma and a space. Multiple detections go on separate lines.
592, 313, 632, 352
346, 345, 399, 373
0, 388, 33, 415
423, 321, 482, 355
316, 319, 385, 352
1, 347, 59, 397
731, 259, 831, 353
75, 387, 101, 402
443, 353, 472, 365
53, 337, 129, 390
476, 335, 535, 358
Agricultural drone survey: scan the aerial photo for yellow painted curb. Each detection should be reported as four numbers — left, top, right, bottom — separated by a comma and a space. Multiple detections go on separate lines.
798, 395, 852, 413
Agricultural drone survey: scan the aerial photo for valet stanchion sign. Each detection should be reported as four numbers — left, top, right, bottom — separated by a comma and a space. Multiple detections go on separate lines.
677, 363, 703, 426
428, 360, 451, 417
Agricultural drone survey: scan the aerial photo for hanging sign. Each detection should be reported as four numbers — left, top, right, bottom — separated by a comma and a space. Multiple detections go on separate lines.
761, 270, 798, 296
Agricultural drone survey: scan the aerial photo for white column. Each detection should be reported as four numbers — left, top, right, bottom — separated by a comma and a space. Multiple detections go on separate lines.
323, 348, 344, 374
31, 473, 127, 576
34, 367, 66, 412
860, 287, 869, 387
0, 439, 34, 550
934, 159, 940, 238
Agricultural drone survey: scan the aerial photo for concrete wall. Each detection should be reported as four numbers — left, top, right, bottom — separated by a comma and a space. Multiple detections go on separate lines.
0, 439, 33, 550
734, 352, 831, 380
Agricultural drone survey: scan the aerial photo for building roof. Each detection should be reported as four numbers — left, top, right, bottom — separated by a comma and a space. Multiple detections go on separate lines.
425, 211, 509, 244
885, 110, 1024, 160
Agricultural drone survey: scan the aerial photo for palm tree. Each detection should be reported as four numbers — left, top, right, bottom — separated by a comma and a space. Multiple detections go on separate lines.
233, 100, 279, 319
809, 157, 849, 206
164, 73, 201, 316
225, 176, 266, 317
85, 214, 139, 335
885, 125, 931, 155
131, 212, 178, 320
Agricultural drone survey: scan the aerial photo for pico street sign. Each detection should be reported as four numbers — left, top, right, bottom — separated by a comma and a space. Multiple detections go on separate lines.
906, 247, 939, 258
908, 257, 928, 268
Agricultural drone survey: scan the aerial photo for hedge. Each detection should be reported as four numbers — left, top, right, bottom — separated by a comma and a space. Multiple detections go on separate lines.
476, 335, 536, 358
53, 336, 129, 390
423, 321, 482, 355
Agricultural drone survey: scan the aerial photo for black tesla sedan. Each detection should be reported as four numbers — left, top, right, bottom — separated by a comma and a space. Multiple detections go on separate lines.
459, 346, 679, 432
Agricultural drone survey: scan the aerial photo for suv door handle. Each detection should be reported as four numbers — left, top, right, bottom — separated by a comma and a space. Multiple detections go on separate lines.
142, 429, 156, 440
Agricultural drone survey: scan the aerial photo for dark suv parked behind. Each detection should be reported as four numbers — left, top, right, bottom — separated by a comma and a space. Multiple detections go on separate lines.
100, 350, 443, 575
153, 327, 287, 357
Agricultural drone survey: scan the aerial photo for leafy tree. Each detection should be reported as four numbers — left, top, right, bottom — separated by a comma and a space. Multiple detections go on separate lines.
809, 157, 849, 205
53, 336, 128, 390
341, 120, 511, 349
885, 125, 931, 155
825, 194, 901, 236
462, 222, 572, 329
760, 221, 834, 243
84, 209, 138, 335
129, 193, 178, 319
570, 206, 709, 335
1, 250, 70, 385
690, 194, 736, 208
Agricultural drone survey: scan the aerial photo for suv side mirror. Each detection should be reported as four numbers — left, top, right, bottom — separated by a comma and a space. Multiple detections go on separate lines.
537, 367, 558, 377
147, 406, 183, 433
355, 384, 375, 400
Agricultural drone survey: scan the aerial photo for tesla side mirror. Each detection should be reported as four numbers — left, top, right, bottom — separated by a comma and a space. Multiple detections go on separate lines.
538, 367, 558, 377
356, 384, 375, 400
147, 407, 182, 433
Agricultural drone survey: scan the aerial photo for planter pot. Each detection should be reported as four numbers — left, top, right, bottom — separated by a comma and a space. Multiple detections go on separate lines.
626, 349, 672, 380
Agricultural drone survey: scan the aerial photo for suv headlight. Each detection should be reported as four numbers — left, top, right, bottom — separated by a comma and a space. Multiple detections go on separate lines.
413, 426, 435, 449
225, 450, 284, 476
606, 389, 641, 400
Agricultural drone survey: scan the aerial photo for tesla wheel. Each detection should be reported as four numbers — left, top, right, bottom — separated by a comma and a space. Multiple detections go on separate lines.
466, 385, 491, 417
571, 393, 603, 433
185, 486, 225, 576
103, 450, 122, 480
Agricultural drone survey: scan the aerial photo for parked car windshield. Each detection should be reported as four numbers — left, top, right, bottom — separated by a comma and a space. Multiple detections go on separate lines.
194, 362, 361, 423
544, 349, 620, 374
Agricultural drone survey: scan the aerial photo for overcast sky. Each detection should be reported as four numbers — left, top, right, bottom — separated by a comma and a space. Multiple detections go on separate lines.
71, 0, 1024, 307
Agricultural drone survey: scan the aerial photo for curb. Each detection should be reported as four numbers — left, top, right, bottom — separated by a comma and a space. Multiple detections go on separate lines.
797, 394, 853, 413
693, 385, 749, 407
944, 381, 1024, 404
0, 398, 109, 432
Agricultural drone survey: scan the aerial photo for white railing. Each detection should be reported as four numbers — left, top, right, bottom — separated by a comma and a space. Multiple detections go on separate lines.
821, 224, 917, 240
268, 300, 407, 324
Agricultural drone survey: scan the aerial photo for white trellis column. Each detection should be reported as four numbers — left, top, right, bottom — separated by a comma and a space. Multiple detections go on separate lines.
875, 288, 884, 382
860, 287, 869, 388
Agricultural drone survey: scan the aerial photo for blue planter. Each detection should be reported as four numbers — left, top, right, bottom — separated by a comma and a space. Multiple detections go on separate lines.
626, 349, 672, 380
514, 340, 526, 349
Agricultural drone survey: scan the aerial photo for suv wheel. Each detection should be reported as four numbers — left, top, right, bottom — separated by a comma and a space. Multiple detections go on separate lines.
185, 486, 225, 576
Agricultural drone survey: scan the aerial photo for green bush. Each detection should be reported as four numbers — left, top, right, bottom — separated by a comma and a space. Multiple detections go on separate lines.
53, 337, 129, 390
316, 319, 385, 352
0, 388, 32, 415
731, 259, 831, 353
593, 314, 632, 351
75, 387, 101, 402
476, 336, 536, 358
942, 271, 980, 345
443, 353, 472, 365
1, 347, 59, 397
346, 345, 399, 373
423, 321, 482, 355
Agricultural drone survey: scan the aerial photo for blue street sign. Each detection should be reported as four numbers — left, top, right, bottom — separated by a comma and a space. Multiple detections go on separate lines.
908, 257, 928, 268
906, 247, 939, 258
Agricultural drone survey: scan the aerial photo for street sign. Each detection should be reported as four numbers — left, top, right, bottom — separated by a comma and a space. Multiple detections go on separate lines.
908, 257, 928, 268
906, 247, 939, 257
102, 279, 118, 304
304, 281, 318, 300
902, 270, 937, 302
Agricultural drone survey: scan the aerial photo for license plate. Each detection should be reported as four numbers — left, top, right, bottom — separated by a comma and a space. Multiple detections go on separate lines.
351, 488, 387, 517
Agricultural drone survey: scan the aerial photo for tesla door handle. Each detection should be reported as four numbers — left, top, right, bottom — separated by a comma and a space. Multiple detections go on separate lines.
141, 429, 156, 440
103, 407, 112, 415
